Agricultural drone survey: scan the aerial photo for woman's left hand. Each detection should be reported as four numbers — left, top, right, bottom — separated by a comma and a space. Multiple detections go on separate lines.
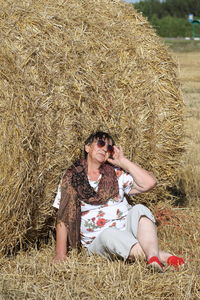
107, 146, 126, 168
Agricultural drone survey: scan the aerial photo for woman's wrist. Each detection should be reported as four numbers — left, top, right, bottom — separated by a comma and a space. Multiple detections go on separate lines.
117, 157, 132, 172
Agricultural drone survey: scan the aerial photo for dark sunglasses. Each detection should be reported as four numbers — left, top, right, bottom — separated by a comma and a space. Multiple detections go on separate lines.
96, 139, 114, 155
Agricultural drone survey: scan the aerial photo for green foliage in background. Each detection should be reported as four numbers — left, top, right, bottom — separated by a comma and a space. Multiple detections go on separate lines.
134, 0, 200, 19
134, 0, 200, 37
151, 15, 192, 37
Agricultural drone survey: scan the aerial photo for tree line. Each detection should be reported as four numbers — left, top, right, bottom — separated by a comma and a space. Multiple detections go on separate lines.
134, 0, 200, 37
134, 0, 200, 19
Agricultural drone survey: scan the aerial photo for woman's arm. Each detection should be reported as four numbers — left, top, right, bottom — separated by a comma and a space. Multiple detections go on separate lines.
53, 221, 68, 263
107, 146, 157, 194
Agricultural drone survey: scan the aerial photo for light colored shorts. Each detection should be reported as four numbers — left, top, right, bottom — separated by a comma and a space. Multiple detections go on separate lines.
87, 204, 155, 260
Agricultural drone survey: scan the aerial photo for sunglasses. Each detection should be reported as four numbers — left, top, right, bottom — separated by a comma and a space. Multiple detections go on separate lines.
96, 139, 114, 155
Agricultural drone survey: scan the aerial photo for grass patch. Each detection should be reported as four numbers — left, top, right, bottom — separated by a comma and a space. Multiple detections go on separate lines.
164, 38, 200, 52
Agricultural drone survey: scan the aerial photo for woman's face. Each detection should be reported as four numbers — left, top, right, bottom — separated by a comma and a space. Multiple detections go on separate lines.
85, 138, 113, 164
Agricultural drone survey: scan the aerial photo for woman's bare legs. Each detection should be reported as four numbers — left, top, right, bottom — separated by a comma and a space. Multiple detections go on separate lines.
128, 216, 171, 264
137, 216, 159, 260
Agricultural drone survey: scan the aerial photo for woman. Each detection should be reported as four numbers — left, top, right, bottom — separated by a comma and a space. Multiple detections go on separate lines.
53, 131, 184, 272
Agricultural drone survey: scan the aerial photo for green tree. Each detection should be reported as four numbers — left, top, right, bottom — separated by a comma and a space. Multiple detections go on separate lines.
163, 0, 200, 18
135, 0, 163, 18
135, 0, 200, 19
151, 15, 192, 37
134, 0, 200, 37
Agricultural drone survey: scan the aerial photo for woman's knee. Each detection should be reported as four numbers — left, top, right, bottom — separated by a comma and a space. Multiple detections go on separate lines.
134, 203, 147, 210
99, 228, 118, 246
131, 204, 150, 215
129, 204, 155, 224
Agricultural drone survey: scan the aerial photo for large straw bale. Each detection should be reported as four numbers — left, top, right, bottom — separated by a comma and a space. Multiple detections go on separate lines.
0, 0, 184, 254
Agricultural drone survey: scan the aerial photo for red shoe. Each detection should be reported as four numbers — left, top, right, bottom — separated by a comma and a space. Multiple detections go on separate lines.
167, 256, 185, 269
147, 256, 164, 273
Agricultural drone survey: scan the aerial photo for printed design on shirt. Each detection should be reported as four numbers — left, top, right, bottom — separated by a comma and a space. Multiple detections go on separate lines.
116, 208, 123, 219
85, 239, 95, 245
123, 180, 134, 190
115, 168, 123, 178
92, 181, 99, 192
97, 210, 105, 217
96, 218, 106, 227
109, 222, 116, 227
81, 210, 89, 216
109, 194, 121, 203
74, 170, 134, 246
83, 210, 108, 231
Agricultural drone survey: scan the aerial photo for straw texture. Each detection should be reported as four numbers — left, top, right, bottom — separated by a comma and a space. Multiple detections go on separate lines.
0, 0, 184, 254
1, 208, 199, 299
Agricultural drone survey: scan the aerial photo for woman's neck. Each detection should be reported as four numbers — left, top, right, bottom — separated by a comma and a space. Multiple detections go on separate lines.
87, 158, 101, 181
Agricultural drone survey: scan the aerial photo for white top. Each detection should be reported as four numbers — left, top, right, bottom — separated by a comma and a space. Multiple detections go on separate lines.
53, 168, 135, 247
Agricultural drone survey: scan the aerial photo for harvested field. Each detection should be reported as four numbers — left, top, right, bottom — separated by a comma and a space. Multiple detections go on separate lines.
0, 208, 199, 299
0, 1, 200, 300
0, 46, 200, 300
174, 50, 200, 206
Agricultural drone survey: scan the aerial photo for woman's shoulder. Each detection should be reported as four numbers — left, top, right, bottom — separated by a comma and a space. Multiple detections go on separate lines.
63, 159, 84, 175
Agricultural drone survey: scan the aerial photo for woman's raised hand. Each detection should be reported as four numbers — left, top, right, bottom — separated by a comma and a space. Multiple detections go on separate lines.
107, 146, 126, 168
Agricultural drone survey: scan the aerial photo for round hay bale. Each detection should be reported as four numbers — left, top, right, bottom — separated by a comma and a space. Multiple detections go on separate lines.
0, 0, 184, 254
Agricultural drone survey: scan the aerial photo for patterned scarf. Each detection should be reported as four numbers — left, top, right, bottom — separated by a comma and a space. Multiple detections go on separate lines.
57, 159, 119, 249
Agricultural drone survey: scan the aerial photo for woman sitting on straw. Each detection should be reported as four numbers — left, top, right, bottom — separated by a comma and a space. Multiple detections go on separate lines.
53, 131, 184, 272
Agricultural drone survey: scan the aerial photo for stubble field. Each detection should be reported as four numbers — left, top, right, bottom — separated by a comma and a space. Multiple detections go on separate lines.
174, 47, 200, 205
0, 43, 200, 300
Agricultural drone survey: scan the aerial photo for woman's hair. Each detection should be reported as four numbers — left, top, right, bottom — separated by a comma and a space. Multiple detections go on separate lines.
83, 131, 115, 158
